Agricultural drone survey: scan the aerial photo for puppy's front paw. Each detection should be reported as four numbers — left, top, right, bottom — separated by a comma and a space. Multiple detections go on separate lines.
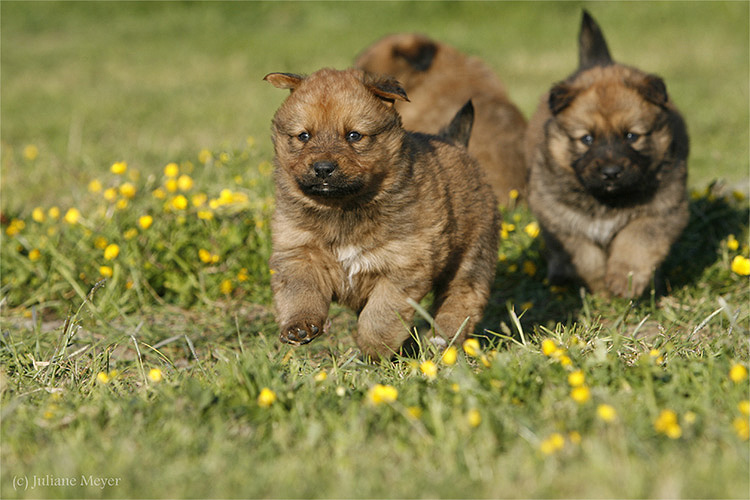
605, 268, 650, 298
279, 319, 323, 345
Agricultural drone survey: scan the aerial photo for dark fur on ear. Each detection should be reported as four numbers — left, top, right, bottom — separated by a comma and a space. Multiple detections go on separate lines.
393, 38, 438, 72
264, 72, 306, 91
438, 100, 474, 147
631, 74, 669, 108
548, 82, 579, 115
362, 73, 410, 103
579, 10, 613, 70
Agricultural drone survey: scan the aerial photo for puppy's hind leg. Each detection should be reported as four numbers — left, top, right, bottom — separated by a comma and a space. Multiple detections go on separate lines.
355, 279, 426, 360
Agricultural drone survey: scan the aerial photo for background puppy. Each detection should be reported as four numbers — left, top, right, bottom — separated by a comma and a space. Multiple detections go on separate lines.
265, 68, 499, 359
355, 33, 527, 205
525, 11, 689, 298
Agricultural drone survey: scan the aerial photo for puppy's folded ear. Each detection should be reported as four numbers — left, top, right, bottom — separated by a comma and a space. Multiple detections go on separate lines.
363, 73, 410, 105
631, 74, 669, 108
264, 72, 306, 91
393, 35, 438, 72
548, 82, 579, 115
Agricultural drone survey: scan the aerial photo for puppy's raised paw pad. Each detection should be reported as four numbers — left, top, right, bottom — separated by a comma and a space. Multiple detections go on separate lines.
280, 321, 322, 345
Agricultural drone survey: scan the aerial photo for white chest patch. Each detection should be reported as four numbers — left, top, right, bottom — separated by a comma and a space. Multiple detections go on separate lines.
335, 245, 382, 286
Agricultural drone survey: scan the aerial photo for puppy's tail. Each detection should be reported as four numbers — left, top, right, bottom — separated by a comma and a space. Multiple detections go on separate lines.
439, 100, 474, 148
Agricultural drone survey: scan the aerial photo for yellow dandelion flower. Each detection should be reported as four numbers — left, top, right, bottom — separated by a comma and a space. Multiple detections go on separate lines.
567, 370, 585, 387
5, 219, 23, 236
220, 279, 233, 295
732, 190, 746, 202
110, 161, 127, 175
441, 346, 458, 366
522, 260, 537, 276
219, 152, 230, 163
570, 385, 591, 404
96, 372, 110, 384
93, 236, 108, 249
164, 162, 179, 178
257, 387, 276, 407
540, 432, 565, 455
103, 243, 120, 261
541, 339, 559, 356
177, 174, 194, 191
123, 228, 138, 240
103, 187, 118, 202
138, 215, 153, 230
238, 268, 249, 282
738, 400, 750, 417
727, 234, 739, 251
198, 149, 212, 164
463, 338, 481, 357
148, 368, 163, 382
420, 360, 438, 380
467, 408, 482, 428
198, 249, 213, 263
729, 363, 748, 383
165, 178, 178, 193
192, 193, 207, 207
152, 188, 166, 199
509, 189, 519, 200
597, 404, 617, 422
170, 195, 188, 210
733, 417, 749, 440
731, 255, 750, 276
568, 431, 582, 444
197, 210, 214, 220
28, 249, 41, 262
654, 409, 682, 439
63, 208, 81, 225
48, 206, 60, 219
314, 371, 327, 383
559, 355, 573, 367
407, 406, 423, 420
119, 182, 136, 199
99, 266, 113, 278
23, 144, 39, 161
87, 178, 102, 192
367, 384, 398, 405
116, 198, 129, 210
31, 207, 45, 223
524, 221, 540, 238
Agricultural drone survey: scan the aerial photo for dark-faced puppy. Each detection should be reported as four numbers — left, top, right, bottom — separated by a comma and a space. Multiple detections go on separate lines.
265, 68, 500, 359
356, 33, 527, 206
525, 11, 689, 297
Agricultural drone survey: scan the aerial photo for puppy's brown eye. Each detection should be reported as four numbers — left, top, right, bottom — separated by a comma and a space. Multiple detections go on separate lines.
297, 132, 310, 143
580, 134, 594, 146
625, 132, 640, 143
346, 131, 363, 143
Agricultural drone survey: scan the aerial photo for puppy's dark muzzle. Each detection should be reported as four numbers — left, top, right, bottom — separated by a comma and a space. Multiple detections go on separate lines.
312, 161, 337, 179
600, 164, 623, 181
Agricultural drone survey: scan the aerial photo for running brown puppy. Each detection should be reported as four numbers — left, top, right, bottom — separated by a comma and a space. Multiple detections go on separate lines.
356, 33, 527, 205
265, 68, 499, 359
525, 11, 689, 297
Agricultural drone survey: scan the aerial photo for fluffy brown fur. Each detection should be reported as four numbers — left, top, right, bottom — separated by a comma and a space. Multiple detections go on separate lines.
355, 33, 527, 205
265, 68, 499, 359
525, 11, 689, 298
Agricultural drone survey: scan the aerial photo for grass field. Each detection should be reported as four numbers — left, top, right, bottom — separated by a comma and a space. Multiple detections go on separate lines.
1, 2, 749, 498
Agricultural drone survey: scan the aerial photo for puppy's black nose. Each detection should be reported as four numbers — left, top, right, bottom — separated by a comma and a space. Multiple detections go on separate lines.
600, 164, 623, 180
312, 161, 337, 179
